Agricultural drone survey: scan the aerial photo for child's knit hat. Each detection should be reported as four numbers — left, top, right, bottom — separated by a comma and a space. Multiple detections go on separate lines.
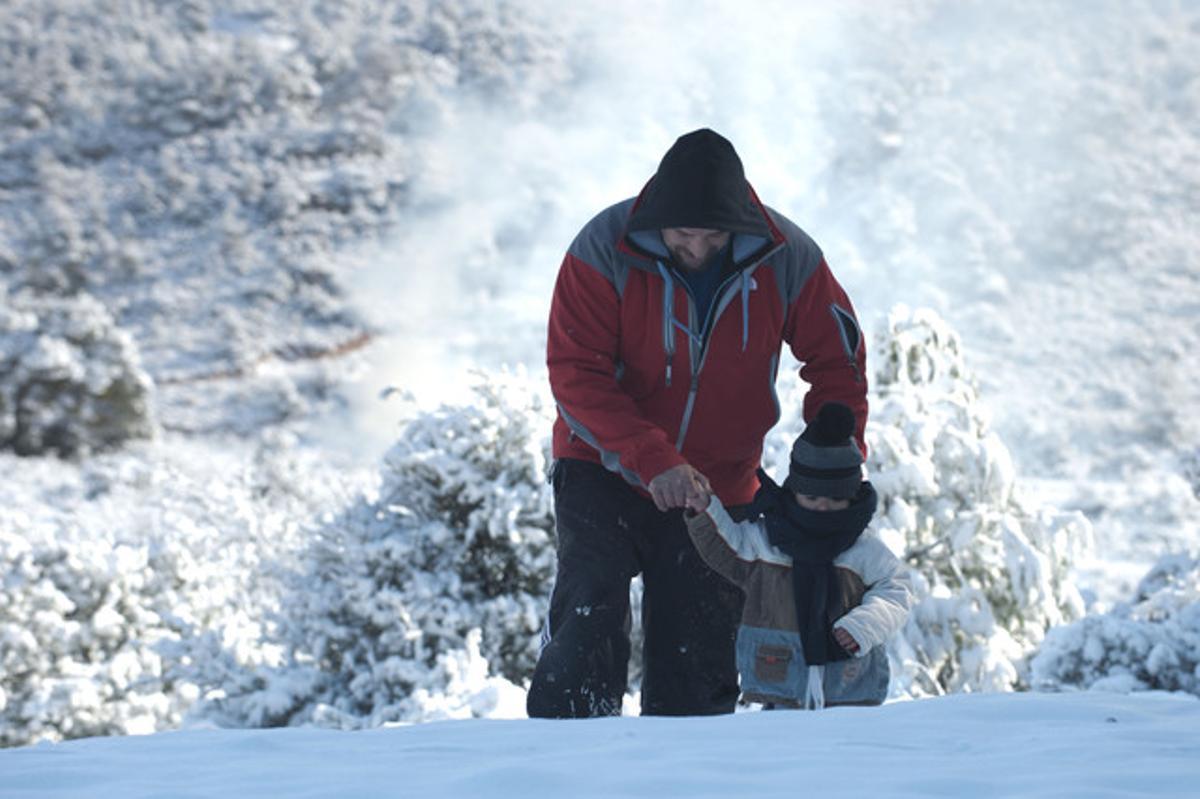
784, 402, 863, 499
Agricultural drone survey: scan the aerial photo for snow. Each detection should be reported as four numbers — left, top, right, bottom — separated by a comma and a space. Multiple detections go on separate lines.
3, 692, 1199, 798
2, 0, 1200, 792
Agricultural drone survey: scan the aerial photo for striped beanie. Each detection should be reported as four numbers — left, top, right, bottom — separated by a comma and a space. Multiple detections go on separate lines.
783, 403, 863, 499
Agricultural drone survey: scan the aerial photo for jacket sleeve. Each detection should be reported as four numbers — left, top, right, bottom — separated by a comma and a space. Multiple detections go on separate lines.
547, 252, 686, 486
832, 538, 912, 657
783, 258, 869, 454
685, 495, 783, 588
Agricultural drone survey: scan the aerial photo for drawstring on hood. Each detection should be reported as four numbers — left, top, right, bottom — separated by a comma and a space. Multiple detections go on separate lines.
741, 272, 751, 351
658, 260, 745, 384
656, 261, 676, 387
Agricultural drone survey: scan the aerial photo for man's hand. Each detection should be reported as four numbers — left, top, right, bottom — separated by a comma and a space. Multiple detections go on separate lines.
833, 626, 860, 655
648, 464, 712, 513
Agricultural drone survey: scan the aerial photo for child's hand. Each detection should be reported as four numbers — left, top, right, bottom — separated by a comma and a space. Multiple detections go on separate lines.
833, 626, 860, 655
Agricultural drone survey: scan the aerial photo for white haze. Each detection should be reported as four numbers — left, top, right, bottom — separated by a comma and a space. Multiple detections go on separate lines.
332, 0, 1200, 592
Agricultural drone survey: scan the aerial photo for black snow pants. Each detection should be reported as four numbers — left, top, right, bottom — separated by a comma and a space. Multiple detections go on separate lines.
526, 458, 745, 718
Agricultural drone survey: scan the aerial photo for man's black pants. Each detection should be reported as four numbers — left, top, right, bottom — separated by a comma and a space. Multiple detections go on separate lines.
526, 458, 745, 718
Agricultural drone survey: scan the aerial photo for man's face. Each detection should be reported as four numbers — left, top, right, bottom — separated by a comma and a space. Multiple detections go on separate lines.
662, 227, 731, 271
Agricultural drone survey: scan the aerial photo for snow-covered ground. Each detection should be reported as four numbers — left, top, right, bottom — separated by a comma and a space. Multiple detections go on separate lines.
2, 0, 1200, 792
4, 691, 1200, 798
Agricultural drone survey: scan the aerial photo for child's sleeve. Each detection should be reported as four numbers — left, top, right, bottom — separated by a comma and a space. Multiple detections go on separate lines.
684, 496, 783, 588
833, 538, 913, 657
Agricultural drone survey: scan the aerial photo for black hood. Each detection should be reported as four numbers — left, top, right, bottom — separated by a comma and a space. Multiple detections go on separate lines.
626, 129, 774, 238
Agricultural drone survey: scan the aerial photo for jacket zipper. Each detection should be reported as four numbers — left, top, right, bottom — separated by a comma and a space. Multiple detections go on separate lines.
668, 241, 785, 451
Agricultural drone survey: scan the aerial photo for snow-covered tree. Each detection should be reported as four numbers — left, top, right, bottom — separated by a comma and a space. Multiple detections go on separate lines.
0, 432, 352, 747
767, 306, 1091, 696
868, 307, 1090, 694
0, 0, 570, 435
373, 371, 556, 684
0, 290, 155, 456
0, 0, 576, 743
1030, 552, 1200, 696
202, 371, 555, 729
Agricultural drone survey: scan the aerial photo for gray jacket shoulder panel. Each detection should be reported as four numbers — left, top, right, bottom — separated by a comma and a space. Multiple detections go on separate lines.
565, 200, 823, 306
567, 198, 637, 297
763, 205, 825, 310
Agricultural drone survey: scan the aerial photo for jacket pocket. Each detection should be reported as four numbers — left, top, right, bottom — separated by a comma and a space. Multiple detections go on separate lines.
826, 646, 890, 706
753, 645, 793, 684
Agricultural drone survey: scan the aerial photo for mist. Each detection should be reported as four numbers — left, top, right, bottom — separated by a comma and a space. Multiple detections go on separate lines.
334, 0, 1200, 499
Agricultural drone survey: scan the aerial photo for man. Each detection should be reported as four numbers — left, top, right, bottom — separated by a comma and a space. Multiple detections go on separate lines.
526, 128, 868, 718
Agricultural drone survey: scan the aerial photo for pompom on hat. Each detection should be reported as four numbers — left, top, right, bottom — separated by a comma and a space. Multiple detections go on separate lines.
783, 402, 863, 499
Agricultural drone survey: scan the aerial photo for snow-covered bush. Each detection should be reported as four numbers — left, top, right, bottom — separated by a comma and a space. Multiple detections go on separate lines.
0, 0, 570, 430
0, 518, 204, 746
0, 290, 155, 456
203, 371, 555, 728
0, 311, 1099, 745
349, 370, 555, 684
376, 373, 556, 664
1030, 552, 1200, 696
0, 433, 352, 747
868, 307, 1090, 694
768, 306, 1090, 696
241, 307, 1087, 723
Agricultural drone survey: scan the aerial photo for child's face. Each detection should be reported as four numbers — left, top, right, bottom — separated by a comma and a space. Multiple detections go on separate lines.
793, 491, 850, 512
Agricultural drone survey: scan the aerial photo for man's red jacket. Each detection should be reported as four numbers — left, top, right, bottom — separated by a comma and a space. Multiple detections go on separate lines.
547, 185, 868, 507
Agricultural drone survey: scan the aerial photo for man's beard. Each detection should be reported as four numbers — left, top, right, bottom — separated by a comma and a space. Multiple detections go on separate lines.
669, 245, 722, 272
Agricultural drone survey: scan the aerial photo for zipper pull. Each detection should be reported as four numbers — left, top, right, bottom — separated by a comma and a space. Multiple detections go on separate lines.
666, 358, 673, 387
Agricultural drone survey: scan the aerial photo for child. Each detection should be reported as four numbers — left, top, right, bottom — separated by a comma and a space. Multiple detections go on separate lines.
685, 402, 911, 709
